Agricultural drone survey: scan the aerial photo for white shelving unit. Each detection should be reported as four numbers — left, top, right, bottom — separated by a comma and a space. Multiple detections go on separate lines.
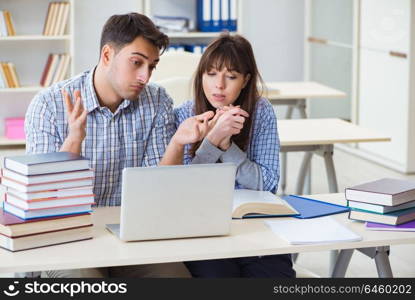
0, 0, 74, 147
305, 0, 415, 173
143, 0, 241, 44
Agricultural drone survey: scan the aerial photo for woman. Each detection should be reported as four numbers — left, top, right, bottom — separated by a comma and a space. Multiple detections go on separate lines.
174, 33, 295, 278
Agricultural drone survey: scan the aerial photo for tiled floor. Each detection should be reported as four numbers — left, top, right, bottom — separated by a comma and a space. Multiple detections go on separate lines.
0, 146, 414, 278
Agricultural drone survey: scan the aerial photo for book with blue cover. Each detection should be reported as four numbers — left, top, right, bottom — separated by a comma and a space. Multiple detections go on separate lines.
349, 206, 415, 225
282, 195, 350, 219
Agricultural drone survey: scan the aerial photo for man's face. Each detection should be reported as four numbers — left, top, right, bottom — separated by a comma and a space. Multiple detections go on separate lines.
107, 36, 160, 100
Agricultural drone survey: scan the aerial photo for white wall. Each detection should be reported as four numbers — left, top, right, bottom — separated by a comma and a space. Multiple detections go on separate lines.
240, 0, 305, 82
240, 0, 305, 118
74, 0, 143, 74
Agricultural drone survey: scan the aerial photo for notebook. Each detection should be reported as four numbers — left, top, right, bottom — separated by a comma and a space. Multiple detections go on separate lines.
265, 216, 362, 245
283, 195, 349, 219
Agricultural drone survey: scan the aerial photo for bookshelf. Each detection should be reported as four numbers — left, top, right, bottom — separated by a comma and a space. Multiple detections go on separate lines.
143, 0, 242, 49
0, 35, 71, 41
0, 0, 74, 147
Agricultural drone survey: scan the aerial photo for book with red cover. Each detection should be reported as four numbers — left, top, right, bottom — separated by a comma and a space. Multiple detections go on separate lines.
1, 176, 94, 192
40, 54, 53, 86
1, 168, 94, 185
0, 208, 92, 237
5, 193, 95, 210
6, 186, 94, 201
0, 224, 93, 252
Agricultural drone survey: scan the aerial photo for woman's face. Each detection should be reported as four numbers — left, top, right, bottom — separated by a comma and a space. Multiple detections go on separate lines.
202, 66, 250, 108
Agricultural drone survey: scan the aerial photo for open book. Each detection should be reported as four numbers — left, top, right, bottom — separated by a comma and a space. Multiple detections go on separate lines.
232, 189, 299, 219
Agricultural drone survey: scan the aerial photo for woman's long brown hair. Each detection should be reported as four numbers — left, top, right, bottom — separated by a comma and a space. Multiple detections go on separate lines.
190, 33, 264, 157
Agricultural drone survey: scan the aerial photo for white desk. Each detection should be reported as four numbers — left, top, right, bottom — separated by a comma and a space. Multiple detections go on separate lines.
265, 82, 347, 194
1, 194, 413, 277
265, 81, 346, 118
278, 118, 391, 195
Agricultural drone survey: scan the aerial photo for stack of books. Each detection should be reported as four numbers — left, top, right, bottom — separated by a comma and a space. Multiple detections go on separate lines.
42, 2, 70, 36
346, 178, 415, 230
153, 15, 190, 33
0, 62, 20, 88
40, 53, 71, 87
0, 10, 16, 36
0, 152, 94, 251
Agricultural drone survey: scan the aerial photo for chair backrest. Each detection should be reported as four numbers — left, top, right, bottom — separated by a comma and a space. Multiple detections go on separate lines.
151, 51, 201, 81
153, 76, 193, 107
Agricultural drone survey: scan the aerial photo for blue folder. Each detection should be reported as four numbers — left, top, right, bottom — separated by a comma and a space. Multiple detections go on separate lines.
282, 195, 350, 219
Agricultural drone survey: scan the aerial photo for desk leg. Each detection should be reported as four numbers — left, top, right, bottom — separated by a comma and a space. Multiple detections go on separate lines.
280, 152, 288, 195
285, 105, 294, 119
330, 249, 354, 278
297, 99, 307, 119
320, 145, 340, 274
297, 100, 311, 194
296, 152, 313, 195
358, 246, 393, 278
374, 247, 393, 278
322, 145, 339, 193
280, 105, 295, 195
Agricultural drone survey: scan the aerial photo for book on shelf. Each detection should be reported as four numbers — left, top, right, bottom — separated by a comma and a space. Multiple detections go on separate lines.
197, 0, 237, 32
1, 62, 12, 88
41, 54, 71, 87
3, 201, 93, 220
0, 63, 7, 88
43, 2, 70, 36
42, 2, 54, 35
153, 15, 190, 33
1, 176, 94, 193
1, 168, 94, 185
348, 207, 415, 226
0, 10, 16, 36
6, 186, 94, 201
0, 224, 93, 252
0, 62, 20, 88
345, 178, 415, 206
5, 193, 95, 211
40, 54, 53, 86
365, 220, 415, 232
347, 199, 415, 214
3, 10, 16, 36
53, 54, 71, 84
0, 208, 92, 238
232, 189, 299, 219
3, 152, 90, 176
7, 62, 20, 88
265, 216, 362, 245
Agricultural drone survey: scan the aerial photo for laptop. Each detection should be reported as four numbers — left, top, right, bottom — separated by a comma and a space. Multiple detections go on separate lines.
106, 163, 236, 241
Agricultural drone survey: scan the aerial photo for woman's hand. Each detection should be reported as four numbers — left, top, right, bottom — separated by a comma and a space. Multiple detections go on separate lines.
206, 106, 249, 149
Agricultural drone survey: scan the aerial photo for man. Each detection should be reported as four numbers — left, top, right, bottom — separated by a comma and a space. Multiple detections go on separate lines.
25, 12, 211, 278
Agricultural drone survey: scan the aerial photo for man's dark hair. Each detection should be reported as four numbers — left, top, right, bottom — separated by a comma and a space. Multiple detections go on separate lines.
100, 12, 169, 54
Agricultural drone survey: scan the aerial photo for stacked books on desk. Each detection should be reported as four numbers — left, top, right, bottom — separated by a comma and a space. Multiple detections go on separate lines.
0, 152, 94, 251
346, 178, 415, 230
